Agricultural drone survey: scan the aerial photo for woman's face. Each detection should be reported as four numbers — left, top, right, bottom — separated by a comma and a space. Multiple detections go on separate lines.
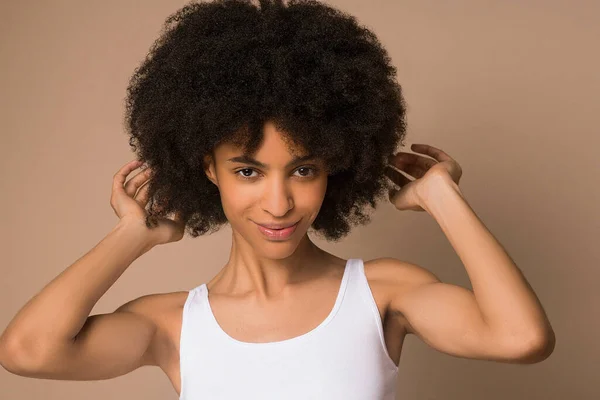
203, 121, 328, 253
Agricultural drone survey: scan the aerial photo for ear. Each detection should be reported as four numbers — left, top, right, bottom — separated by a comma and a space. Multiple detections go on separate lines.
203, 153, 218, 187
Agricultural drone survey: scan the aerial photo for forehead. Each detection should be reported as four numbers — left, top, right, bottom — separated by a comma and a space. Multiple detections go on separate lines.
216, 123, 309, 159
218, 142, 309, 159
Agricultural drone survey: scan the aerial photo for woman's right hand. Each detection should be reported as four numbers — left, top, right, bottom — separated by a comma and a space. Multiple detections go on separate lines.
110, 160, 185, 247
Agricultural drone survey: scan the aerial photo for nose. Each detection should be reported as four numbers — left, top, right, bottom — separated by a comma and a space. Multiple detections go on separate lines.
260, 177, 294, 217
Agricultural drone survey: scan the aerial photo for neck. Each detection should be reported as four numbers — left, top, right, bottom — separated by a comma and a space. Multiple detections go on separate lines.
209, 230, 329, 301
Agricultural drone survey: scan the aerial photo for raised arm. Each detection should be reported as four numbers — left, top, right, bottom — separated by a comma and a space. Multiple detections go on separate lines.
384, 144, 555, 364
0, 220, 156, 379
0, 159, 184, 379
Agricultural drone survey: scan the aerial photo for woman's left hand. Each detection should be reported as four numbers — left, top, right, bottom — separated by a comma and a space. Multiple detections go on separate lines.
385, 143, 463, 212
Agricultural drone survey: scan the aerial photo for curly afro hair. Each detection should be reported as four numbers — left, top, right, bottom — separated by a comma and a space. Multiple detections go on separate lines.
124, 0, 408, 242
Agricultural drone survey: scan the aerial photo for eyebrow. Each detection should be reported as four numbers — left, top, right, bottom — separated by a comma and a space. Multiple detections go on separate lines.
227, 153, 315, 169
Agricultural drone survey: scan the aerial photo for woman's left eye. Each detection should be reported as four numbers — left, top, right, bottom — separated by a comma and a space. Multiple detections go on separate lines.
235, 167, 316, 179
294, 167, 316, 177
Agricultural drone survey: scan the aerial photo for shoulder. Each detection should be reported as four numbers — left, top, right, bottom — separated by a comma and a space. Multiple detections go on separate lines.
115, 291, 190, 366
363, 257, 441, 333
115, 291, 190, 317
114, 290, 190, 339
363, 257, 440, 289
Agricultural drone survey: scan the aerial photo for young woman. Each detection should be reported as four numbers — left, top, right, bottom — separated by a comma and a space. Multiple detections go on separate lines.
0, 1, 555, 399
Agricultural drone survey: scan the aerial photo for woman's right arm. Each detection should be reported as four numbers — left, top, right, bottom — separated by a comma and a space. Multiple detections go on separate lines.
0, 159, 185, 380
0, 219, 159, 379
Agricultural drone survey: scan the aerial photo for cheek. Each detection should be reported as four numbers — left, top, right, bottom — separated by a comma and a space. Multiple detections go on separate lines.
303, 183, 327, 206
292, 180, 328, 220
219, 181, 255, 210
307, 175, 328, 201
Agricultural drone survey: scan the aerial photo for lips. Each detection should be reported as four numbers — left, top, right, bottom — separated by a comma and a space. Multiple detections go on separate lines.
255, 220, 299, 240
256, 221, 299, 230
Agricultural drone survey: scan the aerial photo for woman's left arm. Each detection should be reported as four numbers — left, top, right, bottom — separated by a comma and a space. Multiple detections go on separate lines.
385, 144, 555, 363
421, 175, 554, 348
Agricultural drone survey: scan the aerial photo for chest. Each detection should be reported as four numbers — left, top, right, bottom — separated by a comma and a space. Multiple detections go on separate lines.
159, 276, 406, 397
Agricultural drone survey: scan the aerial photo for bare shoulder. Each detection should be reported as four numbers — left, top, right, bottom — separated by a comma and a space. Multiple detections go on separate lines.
363, 257, 440, 289
116, 291, 190, 367
129, 290, 190, 329
363, 257, 441, 333
116, 291, 189, 314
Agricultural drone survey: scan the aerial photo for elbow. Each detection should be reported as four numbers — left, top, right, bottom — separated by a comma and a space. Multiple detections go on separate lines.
0, 336, 47, 376
509, 329, 556, 364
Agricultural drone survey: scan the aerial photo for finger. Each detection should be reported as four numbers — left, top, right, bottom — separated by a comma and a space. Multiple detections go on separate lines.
113, 160, 144, 194
384, 165, 412, 187
387, 156, 429, 178
400, 164, 428, 179
124, 167, 152, 198
411, 143, 452, 162
134, 180, 151, 207
389, 152, 438, 171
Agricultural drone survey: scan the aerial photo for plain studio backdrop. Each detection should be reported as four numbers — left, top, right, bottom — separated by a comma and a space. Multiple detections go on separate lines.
0, 0, 598, 399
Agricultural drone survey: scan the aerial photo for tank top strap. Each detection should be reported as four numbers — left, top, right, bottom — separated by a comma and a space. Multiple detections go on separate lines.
347, 258, 397, 365
344, 257, 372, 300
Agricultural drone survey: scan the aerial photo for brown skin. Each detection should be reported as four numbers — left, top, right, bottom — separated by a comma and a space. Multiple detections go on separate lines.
385, 144, 555, 363
0, 132, 554, 397
201, 121, 337, 302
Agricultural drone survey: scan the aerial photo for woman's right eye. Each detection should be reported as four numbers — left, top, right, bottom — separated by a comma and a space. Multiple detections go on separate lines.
237, 168, 257, 178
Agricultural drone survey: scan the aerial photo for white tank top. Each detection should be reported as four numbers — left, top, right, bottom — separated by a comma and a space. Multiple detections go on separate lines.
178, 258, 399, 399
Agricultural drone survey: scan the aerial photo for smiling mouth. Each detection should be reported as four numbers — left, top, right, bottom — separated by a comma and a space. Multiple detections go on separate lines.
255, 221, 299, 230
254, 220, 300, 240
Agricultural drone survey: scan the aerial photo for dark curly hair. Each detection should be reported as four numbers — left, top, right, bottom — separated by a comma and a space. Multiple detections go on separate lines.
124, 0, 408, 242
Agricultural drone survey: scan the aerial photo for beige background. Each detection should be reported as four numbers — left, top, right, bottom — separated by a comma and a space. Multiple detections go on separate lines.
1, 0, 598, 399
